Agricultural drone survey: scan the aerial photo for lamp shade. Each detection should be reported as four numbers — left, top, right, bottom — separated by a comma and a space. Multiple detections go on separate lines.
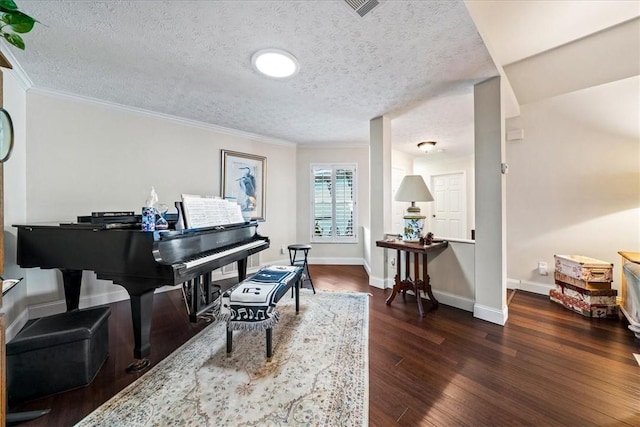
394, 175, 434, 202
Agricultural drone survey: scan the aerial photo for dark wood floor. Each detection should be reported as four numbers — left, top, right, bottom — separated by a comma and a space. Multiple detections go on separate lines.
8, 265, 640, 426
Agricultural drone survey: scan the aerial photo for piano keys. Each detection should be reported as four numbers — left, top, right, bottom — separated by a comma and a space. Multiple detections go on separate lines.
13, 220, 269, 372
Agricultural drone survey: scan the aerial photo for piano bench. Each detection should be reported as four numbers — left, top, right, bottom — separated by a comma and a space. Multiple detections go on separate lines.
6, 307, 111, 405
221, 265, 303, 359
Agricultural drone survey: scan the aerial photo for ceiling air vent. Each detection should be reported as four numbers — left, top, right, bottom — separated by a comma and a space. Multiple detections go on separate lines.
344, 0, 381, 17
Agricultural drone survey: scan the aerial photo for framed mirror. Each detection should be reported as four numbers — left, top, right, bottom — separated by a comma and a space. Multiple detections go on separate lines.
0, 108, 13, 163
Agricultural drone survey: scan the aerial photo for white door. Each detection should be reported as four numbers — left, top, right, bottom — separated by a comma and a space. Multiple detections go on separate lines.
430, 172, 466, 239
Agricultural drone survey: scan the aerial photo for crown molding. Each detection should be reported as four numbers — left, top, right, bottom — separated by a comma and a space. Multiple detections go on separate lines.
28, 86, 297, 148
300, 142, 369, 149
0, 42, 33, 90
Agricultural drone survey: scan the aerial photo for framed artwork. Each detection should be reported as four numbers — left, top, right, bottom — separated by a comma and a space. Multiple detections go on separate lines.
221, 150, 266, 221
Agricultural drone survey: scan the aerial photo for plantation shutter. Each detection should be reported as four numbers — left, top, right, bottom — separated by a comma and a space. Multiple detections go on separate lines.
311, 164, 357, 243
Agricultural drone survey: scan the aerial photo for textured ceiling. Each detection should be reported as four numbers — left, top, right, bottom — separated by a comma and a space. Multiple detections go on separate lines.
8, 0, 497, 157
7, 1, 635, 161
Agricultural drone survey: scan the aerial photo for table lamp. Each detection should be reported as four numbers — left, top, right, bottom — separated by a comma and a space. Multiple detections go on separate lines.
394, 175, 434, 242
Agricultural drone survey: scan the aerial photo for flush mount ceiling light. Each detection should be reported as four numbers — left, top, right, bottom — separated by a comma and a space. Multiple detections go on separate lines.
417, 141, 437, 153
251, 48, 299, 78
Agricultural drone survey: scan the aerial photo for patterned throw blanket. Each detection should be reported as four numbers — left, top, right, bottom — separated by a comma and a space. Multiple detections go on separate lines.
218, 265, 302, 331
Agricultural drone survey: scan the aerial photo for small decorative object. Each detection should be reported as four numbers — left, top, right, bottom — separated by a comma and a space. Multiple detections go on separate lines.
155, 203, 169, 230
425, 232, 434, 245
141, 187, 158, 231
141, 207, 156, 231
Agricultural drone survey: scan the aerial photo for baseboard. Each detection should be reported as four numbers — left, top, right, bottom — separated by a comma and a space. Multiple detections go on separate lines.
507, 278, 553, 296
520, 280, 553, 295
27, 285, 182, 319
26, 266, 264, 320
433, 290, 474, 312
362, 258, 371, 277
308, 257, 363, 265
5, 308, 30, 342
473, 302, 508, 325
368, 276, 386, 289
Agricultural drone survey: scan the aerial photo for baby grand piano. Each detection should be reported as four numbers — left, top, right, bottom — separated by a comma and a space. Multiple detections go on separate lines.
14, 220, 269, 372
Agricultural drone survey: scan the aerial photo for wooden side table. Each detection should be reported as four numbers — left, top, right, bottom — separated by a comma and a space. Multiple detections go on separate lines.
376, 239, 448, 317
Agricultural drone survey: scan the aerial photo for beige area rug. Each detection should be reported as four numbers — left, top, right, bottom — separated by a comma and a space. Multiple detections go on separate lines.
77, 290, 369, 426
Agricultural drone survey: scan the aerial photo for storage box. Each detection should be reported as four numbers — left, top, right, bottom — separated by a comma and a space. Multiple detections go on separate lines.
554, 254, 613, 282
550, 280, 617, 318
550, 289, 617, 318
553, 271, 612, 290
6, 307, 110, 404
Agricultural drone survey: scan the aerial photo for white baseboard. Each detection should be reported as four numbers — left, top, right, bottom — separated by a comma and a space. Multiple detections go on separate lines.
390, 289, 474, 313
25, 266, 264, 322
434, 290, 474, 312
308, 257, 363, 265
507, 278, 521, 289
520, 280, 553, 295
27, 284, 183, 320
368, 276, 386, 289
5, 308, 30, 342
507, 278, 553, 296
473, 302, 508, 325
362, 258, 371, 277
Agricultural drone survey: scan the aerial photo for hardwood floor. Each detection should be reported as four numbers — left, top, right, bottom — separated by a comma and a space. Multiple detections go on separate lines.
8, 265, 640, 426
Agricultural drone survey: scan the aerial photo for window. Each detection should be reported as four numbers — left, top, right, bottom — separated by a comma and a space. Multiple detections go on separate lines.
311, 164, 357, 243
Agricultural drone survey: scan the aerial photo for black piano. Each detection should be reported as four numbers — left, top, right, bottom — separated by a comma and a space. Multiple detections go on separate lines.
13, 220, 269, 372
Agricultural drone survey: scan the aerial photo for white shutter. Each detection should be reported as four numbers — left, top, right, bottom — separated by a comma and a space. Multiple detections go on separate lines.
311, 164, 357, 243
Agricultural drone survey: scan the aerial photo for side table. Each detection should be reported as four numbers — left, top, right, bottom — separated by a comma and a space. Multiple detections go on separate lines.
376, 239, 448, 317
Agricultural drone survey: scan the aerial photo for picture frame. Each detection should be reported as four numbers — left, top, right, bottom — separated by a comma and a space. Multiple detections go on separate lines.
221, 150, 266, 221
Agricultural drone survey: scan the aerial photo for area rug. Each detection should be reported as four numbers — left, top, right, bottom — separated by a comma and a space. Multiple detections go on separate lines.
76, 290, 369, 426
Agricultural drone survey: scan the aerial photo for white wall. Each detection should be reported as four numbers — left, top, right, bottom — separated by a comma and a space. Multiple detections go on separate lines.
296, 145, 369, 263
506, 76, 640, 294
11, 90, 297, 315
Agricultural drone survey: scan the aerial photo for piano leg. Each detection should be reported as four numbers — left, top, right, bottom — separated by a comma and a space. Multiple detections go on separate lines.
237, 258, 248, 281
61, 269, 82, 311
126, 289, 154, 373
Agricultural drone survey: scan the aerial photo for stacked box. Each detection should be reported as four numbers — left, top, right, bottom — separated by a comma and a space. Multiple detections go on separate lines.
554, 254, 613, 283
552, 255, 617, 318
553, 271, 612, 290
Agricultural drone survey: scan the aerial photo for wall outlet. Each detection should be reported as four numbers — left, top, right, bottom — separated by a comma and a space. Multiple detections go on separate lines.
280, 246, 285, 255
538, 261, 548, 276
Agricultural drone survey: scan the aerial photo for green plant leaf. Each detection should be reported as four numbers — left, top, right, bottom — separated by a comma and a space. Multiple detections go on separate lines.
2, 11, 35, 33
0, 0, 18, 13
3, 32, 24, 49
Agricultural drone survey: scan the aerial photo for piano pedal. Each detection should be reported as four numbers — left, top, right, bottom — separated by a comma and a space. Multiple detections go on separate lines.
198, 313, 216, 323
126, 358, 151, 373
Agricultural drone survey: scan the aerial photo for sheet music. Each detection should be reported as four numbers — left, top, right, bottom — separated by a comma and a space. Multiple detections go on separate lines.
181, 194, 245, 229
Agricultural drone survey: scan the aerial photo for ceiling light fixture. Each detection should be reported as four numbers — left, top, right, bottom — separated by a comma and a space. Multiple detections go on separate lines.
417, 141, 437, 153
251, 48, 299, 78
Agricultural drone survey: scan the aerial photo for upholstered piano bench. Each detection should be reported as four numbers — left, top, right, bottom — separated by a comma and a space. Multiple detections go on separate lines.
6, 306, 111, 405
